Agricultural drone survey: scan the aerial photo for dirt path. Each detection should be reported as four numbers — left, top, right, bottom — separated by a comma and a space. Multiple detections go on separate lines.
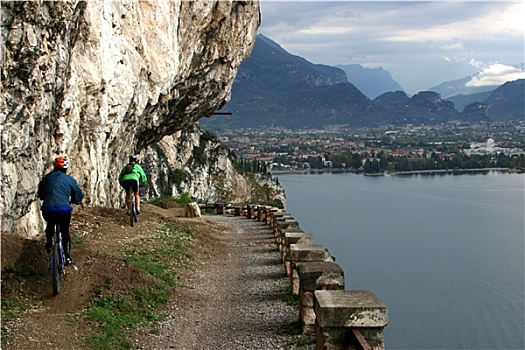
137, 215, 310, 349
1, 205, 314, 349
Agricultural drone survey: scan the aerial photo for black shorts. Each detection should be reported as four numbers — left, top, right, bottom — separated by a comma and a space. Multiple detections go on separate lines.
122, 179, 139, 193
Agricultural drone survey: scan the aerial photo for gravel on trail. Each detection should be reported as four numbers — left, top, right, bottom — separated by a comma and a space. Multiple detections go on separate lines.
135, 214, 316, 350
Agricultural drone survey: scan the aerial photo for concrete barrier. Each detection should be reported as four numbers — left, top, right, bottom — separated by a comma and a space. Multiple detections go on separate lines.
211, 202, 388, 349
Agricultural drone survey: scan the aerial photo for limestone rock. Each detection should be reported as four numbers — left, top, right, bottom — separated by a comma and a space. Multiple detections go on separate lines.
1, 0, 261, 235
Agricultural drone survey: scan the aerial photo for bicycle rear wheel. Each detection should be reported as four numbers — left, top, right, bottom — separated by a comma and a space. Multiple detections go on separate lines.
130, 193, 135, 227
133, 199, 138, 223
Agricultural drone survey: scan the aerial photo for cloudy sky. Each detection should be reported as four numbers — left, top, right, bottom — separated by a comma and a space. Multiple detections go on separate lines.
258, 1, 524, 94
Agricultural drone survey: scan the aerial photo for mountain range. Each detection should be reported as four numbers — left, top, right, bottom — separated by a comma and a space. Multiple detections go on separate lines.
336, 64, 405, 99
201, 35, 524, 130
428, 76, 498, 99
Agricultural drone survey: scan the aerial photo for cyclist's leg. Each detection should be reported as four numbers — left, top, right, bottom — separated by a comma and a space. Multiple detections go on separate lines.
41, 211, 56, 252
123, 180, 135, 213
58, 212, 72, 261
134, 180, 140, 213
125, 187, 132, 213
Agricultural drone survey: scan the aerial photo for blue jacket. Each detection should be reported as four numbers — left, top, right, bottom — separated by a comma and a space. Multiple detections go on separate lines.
38, 170, 83, 213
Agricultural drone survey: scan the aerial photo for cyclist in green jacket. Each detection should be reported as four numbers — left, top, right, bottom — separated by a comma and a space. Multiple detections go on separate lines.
118, 155, 147, 215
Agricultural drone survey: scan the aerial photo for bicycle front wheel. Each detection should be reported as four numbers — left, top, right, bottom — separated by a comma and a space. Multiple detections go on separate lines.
52, 240, 61, 295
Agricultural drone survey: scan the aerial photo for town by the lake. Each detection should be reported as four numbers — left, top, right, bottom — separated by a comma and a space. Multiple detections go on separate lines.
203, 120, 525, 174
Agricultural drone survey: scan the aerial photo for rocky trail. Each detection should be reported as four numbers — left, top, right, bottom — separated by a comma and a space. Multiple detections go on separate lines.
1, 204, 315, 350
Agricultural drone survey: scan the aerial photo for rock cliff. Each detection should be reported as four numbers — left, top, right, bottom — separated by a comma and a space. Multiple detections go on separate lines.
1, 0, 268, 236
143, 124, 285, 208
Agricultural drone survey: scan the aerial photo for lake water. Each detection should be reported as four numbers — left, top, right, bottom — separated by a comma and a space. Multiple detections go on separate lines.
278, 171, 524, 350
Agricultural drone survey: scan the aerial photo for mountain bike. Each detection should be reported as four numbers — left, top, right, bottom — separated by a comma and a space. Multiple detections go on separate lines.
49, 224, 66, 295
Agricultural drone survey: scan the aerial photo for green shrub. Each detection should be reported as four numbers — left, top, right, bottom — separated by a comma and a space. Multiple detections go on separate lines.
174, 193, 192, 207
148, 196, 177, 207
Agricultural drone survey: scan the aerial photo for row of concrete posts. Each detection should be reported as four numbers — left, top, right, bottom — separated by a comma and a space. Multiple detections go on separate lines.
220, 204, 389, 350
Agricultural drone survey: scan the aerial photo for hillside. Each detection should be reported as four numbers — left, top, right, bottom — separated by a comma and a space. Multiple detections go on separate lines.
482, 79, 525, 121
445, 90, 494, 112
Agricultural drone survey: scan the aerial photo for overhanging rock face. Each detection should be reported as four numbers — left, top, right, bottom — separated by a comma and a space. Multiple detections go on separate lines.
1, 1, 260, 235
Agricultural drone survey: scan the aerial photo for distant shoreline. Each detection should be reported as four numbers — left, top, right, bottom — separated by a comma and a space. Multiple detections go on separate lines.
270, 169, 356, 175
271, 167, 523, 176
388, 168, 522, 175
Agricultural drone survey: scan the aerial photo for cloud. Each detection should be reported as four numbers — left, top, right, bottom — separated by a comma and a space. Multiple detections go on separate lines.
466, 62, 525, 87
469, 59, 485, 70
440, 41, 468, 53
258, 1, 524, 94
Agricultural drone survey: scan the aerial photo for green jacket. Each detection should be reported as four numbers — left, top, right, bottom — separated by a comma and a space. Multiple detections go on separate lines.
118, 162, 147, 187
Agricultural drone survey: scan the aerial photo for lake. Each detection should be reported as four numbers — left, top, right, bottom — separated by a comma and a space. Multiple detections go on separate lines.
278, 171, 524, 350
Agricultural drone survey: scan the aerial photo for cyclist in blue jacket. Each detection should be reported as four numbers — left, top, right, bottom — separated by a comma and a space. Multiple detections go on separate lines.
118, 154, 147, 215
38, 157, 83, 265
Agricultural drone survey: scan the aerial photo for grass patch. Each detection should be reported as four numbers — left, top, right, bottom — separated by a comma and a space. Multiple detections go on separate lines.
287, 293, 299, 306
287, 321, 312, 349
123, 225, 194, 287
71, 235, 85, 245
149, 193, 192, 208
83, 225, 196, 349
288, 335, 310, 349
1, 297, 26, 339
148, 196, 177, 207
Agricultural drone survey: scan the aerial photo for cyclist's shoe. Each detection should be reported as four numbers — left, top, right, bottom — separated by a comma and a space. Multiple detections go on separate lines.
65, 257, 74, 266
45, 242, 52, 253
136, 209, 141, 215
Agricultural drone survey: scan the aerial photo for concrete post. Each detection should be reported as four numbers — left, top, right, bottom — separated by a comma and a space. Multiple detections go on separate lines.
257, 205, 266, 221
297, 262, 345, 334
287, 244, 334, 294
314, 290, 388, 350
281, 231, 310, 263
252, 206, 261, 220
268, 207, 280, 225
271, 212, 289, 233
274, 217, 299, 239
274, 219, 298, 249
